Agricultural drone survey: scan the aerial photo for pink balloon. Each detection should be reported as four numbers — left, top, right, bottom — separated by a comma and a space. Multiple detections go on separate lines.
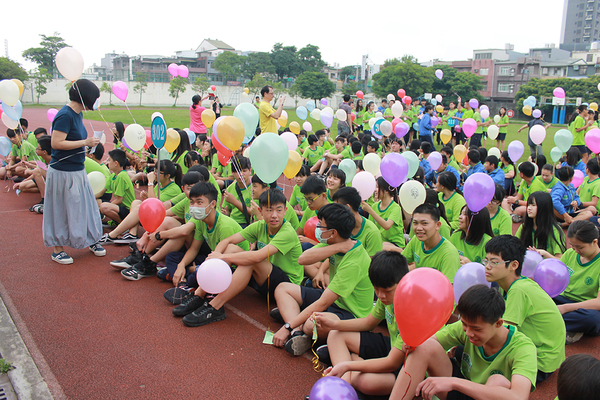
392, 117, 401, 130
168, 63, 179, 77
47, 108, 58, 123
463, 172, 495, 212
455, 125, 462, 133
302, 121, 312, 132
428, 151, 443, 170
112, 81, 128, 102
196, 259, 233, 294
281, 131, 298, 151
177, 65, 189, 78
210, 85, 216, 91
534, 259, 569, 298
352, 171, 376, 200
585, 128, 600, 154
507, 141, 524, 163
553, 87, 565, 98
453, 262, 491, 304
462, 118, 477, 138
529, 125, 546, 145
573, 169, 585, 188
35, 160, 48, 171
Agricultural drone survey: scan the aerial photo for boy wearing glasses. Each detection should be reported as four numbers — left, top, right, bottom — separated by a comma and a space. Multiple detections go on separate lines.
297, 176, 329, 246
483, 235, 565, 383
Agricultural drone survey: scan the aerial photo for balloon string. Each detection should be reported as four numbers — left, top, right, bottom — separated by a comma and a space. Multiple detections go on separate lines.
464, 211, 477, 244
96, 109, 120, 142
400, 347, 413, 400
311, 314, 325, 375
124, 102, 137, 125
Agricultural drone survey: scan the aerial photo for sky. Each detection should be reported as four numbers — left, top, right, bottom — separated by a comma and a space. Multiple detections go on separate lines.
2, 0, 566, 72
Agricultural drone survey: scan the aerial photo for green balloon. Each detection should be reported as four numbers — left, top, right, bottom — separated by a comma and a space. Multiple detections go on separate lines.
339, 159, 356, 183
554, 129, 573, 153
248, 132, 288, 184
550, 147, 563, 163
401, 151, 419, 178
233, 103, 259, 139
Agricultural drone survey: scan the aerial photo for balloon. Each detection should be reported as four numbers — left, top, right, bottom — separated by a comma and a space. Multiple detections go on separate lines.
350, 113, 356, 122
87, 171, 106, 196
158, 147, 171, 160
321, 98, 328, 105
399, 180, 426, 214
201, 109, 216, 129
55, 47, 84, 81
289, 121, 301, 135
356, 90, 364, 99
217, 150, 232, 166
386, 94, 395, 102
494, 115, 501, 124
151, 112, 164, 122
1, 112, 18, 129
436, 105, 444, 113
455, 125, 462, 133
487, 125, 499, 140
590, 102, 599, 112
428, 151, 443, 170
469, 99, 479, 109
122, 137, 133, 152
310, 108, 321, 120
534, 259, 570, 298
0, 137, 11, 157
186, 129, 196, 145
403, 96, 412, 105
296, 106, 308, 120
233, 103, 259, 139
395, 122, 409, 137
363, 153, 381, 176
440, 129, 451, 144
462, 118, 477, 138
522, 105, 532, 116
177, 65, 189, 78
309, 376, 358, 400
123, 123, 146, 151
573, 169, 585, 188
391, 101, 404, 118
249, 132, 288, 183
304, 216, 319, 242
210, 85, 216, 91
554, 129, 573, 152
532, 109, 542, 119
380, 120, 393, 137
352, 171, 377, 200
283, 150, 303, 179
375, 112, 383, 119
139, 198, 166, 233
585, 128, 600, 154
454, 262, 491, 304
217, 116, 245, 151
434, 69, 444, 80
335, 109, 347, 121
303, 121, 312, 132
10, 79, 24, 96
394, 268, 454, 347
550, 147, 563, 163
196, 259, 233, 294
553, 87, 565, 98
339, 159, 357, 184
244, 87, 249, 94
522, 250, 543, 278
530, 125, 546, 145
370, 118, 379, 130
380, 153, 408, 187
372, 118, 384, 139
488, 147, 501, 159
47, 108, 59, 123
320, 111, 333, 128
401, 151, 419, 178
1, 100, 22, 121
463, 173, 495, 212
435, 94, 443, 103
507, 141, 524, 163
144, 129, 152, 149
281, 131, 298, 151
164, 128, 181, 153
431, 99, 438, 106
278, 109, 288, 127
397, 89, 406, 98
431, 117, 440, 127
306, 100, 316, 112
480, 108, 490, 119
168, 63, 179, 77
454, 144, 467, 163
0, 80, 20, 106
527, 96, 537, 107
112, 81, 128, 102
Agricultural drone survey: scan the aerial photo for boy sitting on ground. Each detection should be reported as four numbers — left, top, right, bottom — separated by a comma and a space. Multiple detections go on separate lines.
98, 149, 135, 225
13, 135, 52, 213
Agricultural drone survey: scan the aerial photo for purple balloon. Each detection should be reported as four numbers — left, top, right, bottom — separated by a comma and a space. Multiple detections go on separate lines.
463, 173, 495, 212
431, 117, 439, 127
532, 109, 542, 119
469, 98, 479, 109
428, 151, 443, 170
309, 376, 358, 400
320, 98, 328, 105
320, 111, 333, 128
522, 250, 543, 278
395, 121, 409, 136
380, 153, 409, 187
507, 141, 524, 163
534, 259, 570, 298
122, 137, 133, 151
453, 262, 491, 304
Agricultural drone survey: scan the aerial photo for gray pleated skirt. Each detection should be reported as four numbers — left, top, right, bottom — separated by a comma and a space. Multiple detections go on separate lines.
43, 166, 102, 249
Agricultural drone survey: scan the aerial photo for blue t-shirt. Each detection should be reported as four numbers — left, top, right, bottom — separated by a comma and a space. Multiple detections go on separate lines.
50, 105, 87, 171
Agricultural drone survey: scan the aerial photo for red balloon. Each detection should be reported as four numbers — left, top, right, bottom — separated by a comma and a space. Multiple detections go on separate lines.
139, 198, 166, 233
356, 90, 364, 99
394, 268, 454, 347
304, 216, 319, 242
144, 129, 152, 150
350, 113, 356, 122
403, 96, 412, 106
217, 151, 231, 166
397, 89, 406, 98
211, 132, 234, 159
392, 117, 401, 130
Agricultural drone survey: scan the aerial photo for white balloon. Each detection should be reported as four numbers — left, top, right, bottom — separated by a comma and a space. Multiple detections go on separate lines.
303, 121, 313, 132
363, 153, 381, 176
375, 112, 383, 118
1, 112, 18, 129
480, 109, 490, 119
435, 94, 443, 103
151, 112, 164, 122
55, 47, 84, 81
494, 115, 501, 124
124, 124, 146, 151
336, 109, 347, 121
323, 106, 333, 116
369, 117, 378, 130
487, 125, 500, 140
488, 147, 501, 159
88, 171, 106, 196
387, 94, 395, 102
391, 102, 404, 118
380, 121, 393, 137
0, 80, 20, 106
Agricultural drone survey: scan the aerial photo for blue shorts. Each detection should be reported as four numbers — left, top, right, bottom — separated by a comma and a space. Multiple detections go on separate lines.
300, 286, 355, 320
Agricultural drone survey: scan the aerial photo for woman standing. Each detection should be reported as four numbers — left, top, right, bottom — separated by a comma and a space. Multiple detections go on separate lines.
212, 96, 223, 119
189, 95, 209, 142
496, 107, 509, 152
43, 79, 105, 264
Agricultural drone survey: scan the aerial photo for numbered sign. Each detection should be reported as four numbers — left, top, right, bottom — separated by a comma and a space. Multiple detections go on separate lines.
151, 116, 166, 149
507, 109, 515, 118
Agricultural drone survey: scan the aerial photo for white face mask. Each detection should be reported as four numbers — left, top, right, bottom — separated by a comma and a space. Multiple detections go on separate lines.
92, 98, 100, 110
189, 206, 212, 221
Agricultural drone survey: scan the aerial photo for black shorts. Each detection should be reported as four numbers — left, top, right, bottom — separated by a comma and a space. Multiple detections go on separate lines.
300, 286, 355, 320
118, 205, 130, 220
557, 212, 579, 223
248, 264, 290, 298
448, 346, 474, 400
497, 133, 507, 141
100, 192, 112, 202
359, 331, 402, 376
574, 144, 589, 155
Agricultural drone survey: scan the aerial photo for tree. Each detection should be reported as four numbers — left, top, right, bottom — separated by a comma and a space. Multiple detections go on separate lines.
288, 84, 302, 107
293, 71, 335, 103
133, 73, 148, 106
22, 33, 69, 72
213, 51, 243, 82
297, 44, 326, 73
100, 82, 113, 105
342, 81, 360, 96
241, 52, 275, 79
339, 66, 357, 82
31, 68, 52, 104
168, 76, 188, 106
372, 60, 434, 99
0, 57, 28, 81
430, 65, 484, 104
246, 73, 267, 99
192, 75, 210, 97
270, 43, 302, 81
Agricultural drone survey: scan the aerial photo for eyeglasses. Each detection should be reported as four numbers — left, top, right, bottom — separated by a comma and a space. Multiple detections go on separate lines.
481, 259, 511, 268
305, 195, 320, 205
316, 225, 329, 230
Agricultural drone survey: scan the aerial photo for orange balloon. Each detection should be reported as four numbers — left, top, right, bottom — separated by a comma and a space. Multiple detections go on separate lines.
201, 109, 216, 128
454, 144, 467, 163
283, 150, 302, 179
164, 128, 180, 153
217, 116, 245, 151
278, 115, 288, 128
289, 121, 301, 135
11, 79, 24, 97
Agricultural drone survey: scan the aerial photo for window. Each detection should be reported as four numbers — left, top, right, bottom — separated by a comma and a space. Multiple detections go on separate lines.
580, 66, 588, 75
543, 67, 549, 75
588, 54, 594, 61
499, 66, 512, 75
498, 83, 510, 92
479, 68, 489, 75
475, 53, 492, 60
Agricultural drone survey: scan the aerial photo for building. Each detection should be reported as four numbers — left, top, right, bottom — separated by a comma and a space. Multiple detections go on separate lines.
490, 57, 542, 108
560, 0, 600, 51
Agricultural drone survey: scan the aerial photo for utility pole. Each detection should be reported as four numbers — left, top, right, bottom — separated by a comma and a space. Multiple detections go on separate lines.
4, 39, 8, 58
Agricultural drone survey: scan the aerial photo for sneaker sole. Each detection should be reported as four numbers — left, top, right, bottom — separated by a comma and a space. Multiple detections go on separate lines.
91, 251, 107, 257
110, 261, 134, 270
182, 312, 226, 327
52, 257, 73, 265
121, 272, 155, 281
285, 335, 312, 356
113, 238, 138, 244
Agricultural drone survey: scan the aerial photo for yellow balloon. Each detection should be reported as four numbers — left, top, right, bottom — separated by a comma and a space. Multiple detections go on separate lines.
218, 116, 245, 151
201, 109, 216, 128
440, 129, 451, 144
164, 128, 180, 153
283, 151, 302, 179
522, 105, 532, 116
244, 87, 249, 94
591, 102, 599, 112
278, 115, 288, 128
11, 79, 24, 97
454, 144, 467, 163
435, 105, 443, 113
289, 121, 301, 135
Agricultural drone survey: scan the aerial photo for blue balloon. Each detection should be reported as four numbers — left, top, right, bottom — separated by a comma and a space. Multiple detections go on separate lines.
306, 101, 316, 112
186, 129, 196, 145
2, 100, 23, 121
0, 137, 11, 157
430, 99, 437, 105
413, 123, 419, 131
296, 106, 308, 120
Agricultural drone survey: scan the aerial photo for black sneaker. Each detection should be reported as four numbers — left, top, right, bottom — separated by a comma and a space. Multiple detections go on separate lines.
113, 232, 138, 244
316, 345, 331, 366
96, 233, 115, 245
182, 302, 226, 327
269, 307, 284, 324
164, 285, 194, 305
172, 295, 205, 317
110, 248, 142, 269
284, 331, 312, 356
121, 255, 157, 280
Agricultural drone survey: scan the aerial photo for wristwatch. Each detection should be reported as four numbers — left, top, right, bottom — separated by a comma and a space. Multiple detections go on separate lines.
283, 323, 293, 332
155, 232, 161, 241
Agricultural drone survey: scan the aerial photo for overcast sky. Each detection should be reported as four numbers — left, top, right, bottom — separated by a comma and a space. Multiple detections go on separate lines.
2, 0, 565, 72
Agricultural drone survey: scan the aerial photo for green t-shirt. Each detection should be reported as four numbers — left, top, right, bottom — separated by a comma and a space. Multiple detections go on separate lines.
498, 115, 509, 134
211, 153, 219, 170
351, 216, 383, 257
473, 111, 483, 134
192, 211, 249, 251
363, 111, 377, 126
172, 150, 189, 175
515, 225, 565, 256
449, 232, 492, 263
289, 185, 308, 211
85, 158, 112, 194
240, 220, 303, 285
542, 176, 558, 191
438, 191, 467, 231
402, 237, 461, 283
409, 217, 452, 241
383, 107, 393, 119
461, 109, 474, 123
502, 277, 566, 373
224, 181, 253, 225
170, 192, 187, 206
109, 170, 135, 209
571, 115, 586, 146
518, 177, 547, 202
171, 197, 191, 223
217, 161, 232, 178
154, 181, 182, 202
27, 133, 38, 148
435, 323, 537, 389
352, 153, 364, 161
371, 299, 404, 350
317, 241, 374, 318
560, 248, 600, 302
208, 172, 222, 206
299, 208, 317, 230
490, 207, 513, 236
502, 164, 515, 177
372, 200, 405, 247
303, 146, 325, 167
339, 148, 352, 160
448, 158, 461, 173
11, 141, 36, 160
579, 177, 600, 214
284, 201, 299, 231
